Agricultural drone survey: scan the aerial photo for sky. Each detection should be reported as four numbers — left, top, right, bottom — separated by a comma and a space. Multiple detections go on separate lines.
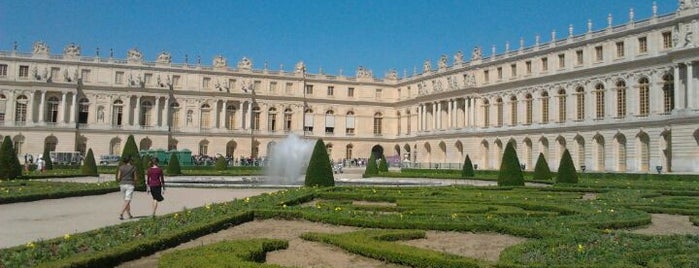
0, 0, 678, 77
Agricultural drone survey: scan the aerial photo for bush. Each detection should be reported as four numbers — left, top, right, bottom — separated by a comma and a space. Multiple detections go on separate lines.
214, 156, 227, 171
119, 135, 145, 191
81, 148, 98, 176
363, 153, 379, 177
378, 155, 389, 173
42, 146, 53, 171
556, 149, 578, 184
533, 153, 552, 180
497, 142, 524, 186
304, 139, 335, 187
166, 153, 182, 175
461, 154, 474, 178
0, 136, 22, 180
159, 239, 288, 268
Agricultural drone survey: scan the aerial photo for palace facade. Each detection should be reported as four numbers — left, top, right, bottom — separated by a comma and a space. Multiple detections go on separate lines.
1, 2, 698, 173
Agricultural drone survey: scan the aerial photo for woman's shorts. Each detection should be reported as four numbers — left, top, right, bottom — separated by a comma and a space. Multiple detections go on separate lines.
150, 186, 164, 202
120, 184, 135, 201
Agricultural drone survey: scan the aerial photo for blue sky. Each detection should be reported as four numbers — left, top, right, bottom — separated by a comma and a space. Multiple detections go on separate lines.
0, 1, 677, 77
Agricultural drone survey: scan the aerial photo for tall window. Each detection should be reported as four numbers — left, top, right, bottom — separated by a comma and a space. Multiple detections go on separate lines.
575, 50, 583, 65
140, 100, 152, 126
345, 111, 355, 135
268, 107, 277, 132
617, 136, 626, 171
497, 67, 503, 80
226, 105, 236, 129
373, 112, 383, 135
639, 77, 650, 116
662, 31, 672, 49
638, 36, 648, 53
525, 94, 533, 124
558, 54, 565, 69
269, 81, 277, 94
662, 74, 674, 113
171, 102, 180, 128
541, 57, 548, 71
616, 81, 627, 118
575, 87, 585, 121
557, 89, 567, 122
324, 110, 334, 134
375, 88, 382, 99
346, 144, 353, 159
327, 86, 334, 96
78, 98, 89, 124
510, 96, 517, 126
484, 70, 490, 83
47, 96, 59, 123
172, 75, 181, 87
15, 95, 28, 123
541, 92, 550, 124
0, 94, 6, 122
112, 100, 123, 126
397, 112, 402, 135
305, 85, 313, 95
19, 65, 29, 78
406, 110, 411, 134
482, 99, 490, 127
0, 64, 7, 76
285, 82, 293, 95
115, 71, 124, 84
200, 104, 211, 129
252, 107, 260, 130
303, 109, 313, 133
595, 83, 605, 119
496, 98, 503, 127
595, 46, 603, 62
525, 61, 532, 74
510, 64, 517, 77
284, 108, 293, 132
199, 141, 209, 155
615, 41, 625, 58
81, 69, 92, 82
347, 87, 354, 97
202, 77, 211, 89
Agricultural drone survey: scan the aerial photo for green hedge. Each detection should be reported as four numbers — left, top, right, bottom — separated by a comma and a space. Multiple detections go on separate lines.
159, 239, 287, 268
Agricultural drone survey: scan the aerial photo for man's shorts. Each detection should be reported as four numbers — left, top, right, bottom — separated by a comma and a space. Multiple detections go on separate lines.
120, 184, 135, 201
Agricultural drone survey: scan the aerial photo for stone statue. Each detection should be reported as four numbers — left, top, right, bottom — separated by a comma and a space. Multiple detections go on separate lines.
63, 69, 71, 82
213, 55, 227, 68
295, 61, 306, 74
128, 73, 135, 87
156, 51, 172, 64
683, 22, 695, 47
31, 66, 38, 80
237, 57, 252, 70
423, 59, 432, 73
454, 50, 464, 64
464, 72, 476, 87
386, 69, 398, 80
127, 48, 143, 62
42, 67, 48, 80
471, 46, 482, 61
63, 43, 81, 57
357, 66, 373, 78
438, 55, 448, 70
97, 106, 105, 122
33, 41, 49, 55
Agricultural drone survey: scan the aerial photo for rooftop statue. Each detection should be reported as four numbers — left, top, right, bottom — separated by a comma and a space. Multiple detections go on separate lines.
156, 51, 172, 64
127, 48, 143, 62
238, 57, 252, 70
33, 41, 49, 55
213, 55, 227, 68
63, 43, 80, 57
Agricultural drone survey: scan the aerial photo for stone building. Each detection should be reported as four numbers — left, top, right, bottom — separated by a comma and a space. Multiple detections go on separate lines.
0, 2, 698, 172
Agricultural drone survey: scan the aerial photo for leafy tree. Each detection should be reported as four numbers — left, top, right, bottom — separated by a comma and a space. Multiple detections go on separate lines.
363, 153, 379, 177
119, 135, 145, 190
0, 136, 22, 179
142, 154, 153, 171
215, 156, 227, 171
81, 148, 98, 176
556, 149, 579, 184
166, 152, 182, 175
42, 146, 53, 170
497, 142, 525, 186
533, 153, 553, 180
378, 155, 389, 173
461, 154, 475, 178
304, 139, 334, 187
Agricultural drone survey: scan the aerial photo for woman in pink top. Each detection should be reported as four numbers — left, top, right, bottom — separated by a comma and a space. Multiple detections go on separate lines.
146, 158, 165, 217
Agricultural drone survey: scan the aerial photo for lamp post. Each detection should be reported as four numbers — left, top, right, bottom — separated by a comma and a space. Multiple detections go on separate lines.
244, 81, 256, 164
301, 64, 307, 139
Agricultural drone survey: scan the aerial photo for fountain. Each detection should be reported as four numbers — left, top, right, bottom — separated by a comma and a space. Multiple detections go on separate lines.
264, 134, 315, 185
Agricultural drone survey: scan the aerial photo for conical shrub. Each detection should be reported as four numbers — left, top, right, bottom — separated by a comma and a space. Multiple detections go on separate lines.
304, 139, 334, 187
533, 153, 552, 180
42, 146, 53, 170
81, 148, 98, 176
378, 155, 389, 173
166, 152, 182, 175
497, 142, 524, 186
0, 136, 22, 179
461, 154, 475, 177
120, 135, 145, 190
363, 153, 379, 177
556, 149, 578, 184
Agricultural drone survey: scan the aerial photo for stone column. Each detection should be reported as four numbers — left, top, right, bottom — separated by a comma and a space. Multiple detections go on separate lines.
432, 102, 437, 130
154, 96, 160, 127
447, 100, 453, 129
59, 92, 67, 124
6, 91, 15, 125
134, 95, 141, 127
463, 97, 469, 127
123, 96, 132, 127
674, 65, 684, 109
26, 91, 35, 125
38, 91, 46, 123
237, 102, 244, 129
69, 93, 77, 124
213, 100, 219, 129
436, 101, 442, 130
687, 62, 695, 109
165, 97, 171, 129
245, 101, 252, 129
219, 100, 226, 129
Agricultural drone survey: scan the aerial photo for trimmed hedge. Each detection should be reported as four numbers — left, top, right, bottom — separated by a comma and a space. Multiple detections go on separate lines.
166, 153, 182, 175
556, 149, 578, 184
0, 136, 23, 180
461, 154, 475, 178
497, 142, 524, 186
363, 153, 379, 177
159, 239, 288, 268
533, 153, 552, 180
304, 139, 334, 187
81, 149, 98, 176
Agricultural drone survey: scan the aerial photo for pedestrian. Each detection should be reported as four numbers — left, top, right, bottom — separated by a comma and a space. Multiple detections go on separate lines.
36, 155, 45, 173
116, 156, 137, 220
146, 158, 165, 217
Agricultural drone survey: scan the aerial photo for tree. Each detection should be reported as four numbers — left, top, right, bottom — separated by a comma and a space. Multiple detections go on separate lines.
304, 139, 335, 187
378, 154, 389, 173
363, 153, 379, 177
497, 142, 525, 186
533, 153, 553, 180
166, 152, 182, 175
120, 135, 145, 191
81, 148, 98, 176
215, 155, 227, 171
461, 154, 475, 178
0, 136, 22, 179
42, 145, 53, 170
556, 149, 579, 184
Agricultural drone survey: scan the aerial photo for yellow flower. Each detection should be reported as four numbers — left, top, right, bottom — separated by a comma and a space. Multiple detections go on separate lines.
451, 213, 458, 219
64, 234, 71, 240
244, 197, 250, 203
604, 229, 612, 233
26, 242, 35, 248
282, 204, 287, 208
334, 207, 342, 211
577, 244, 584, 252
205, 203, 212, 210
174, 213, 179, 219
316, 204, 322, 209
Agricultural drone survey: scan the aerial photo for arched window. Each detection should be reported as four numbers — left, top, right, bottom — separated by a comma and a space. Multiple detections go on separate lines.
345, 144, 353, 159
510, 95, 518, 126
557, 89, 567, 123
525, 94, 533, 125
199, 140, 209, 155
541, 91, 549, 124
268, 107, 277, 132
14, 95, 28, 124
325, 110, 335, 134
46, 96, 59, 123
662, 74, 674, 113
200, 104, 211, 129
252, 106, 260, 130
326, 143, 333, 158
639, 77, 650, 116
616, 80, 627, 118
406, 110, 411, 134
575, 87, 585, 120
140, 100, 153, 126
226, 105, 236, 130
495, 97, 503, 127
397, 111, 402, 135
373, 112, 383, 135
284, 108, 293, 132
78, 98, 89, 124
112, 99, 124, 126
171, 102, 180, 128
303, 108, 314, 134
345, 111, 355, 135
594, 83, 605, 119
482, 99, 490, 127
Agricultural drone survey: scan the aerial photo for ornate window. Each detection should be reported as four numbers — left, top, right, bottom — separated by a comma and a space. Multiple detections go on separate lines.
199, 140, 209, 155
112, 99, 123, 126
324, 110, 334, 135
510, 96, 517, 126
639, 77, 650, 117
345, 144, 353, 159
15, 95, 28, 124
616, 81, 626, 118
662, 74, 674, 113
226, 105, 236, 130
575, 87, 585, 121
406, 110, 411, 134
47, 96, 59, 123
615, 41, 625, 58
304, 108, 314, 133
252, 106, 260, 130
140, 100, 152, 126
345, 111, 355, 135
170, 102, 180, 128
496, 98, 503, 127
482, 99, 490, 127
595, 83, 605, 119
541, 92, 549, 124
525, 94, 533, 125
268, 107, 277, 132
662, 31, 672, 49
0, 94, 6, 123
284, 108, 292, 132
373, 112, 383, 135
638, 36, 648, 53
557, 89, 567, 123
78, 98, 89, 124
200, 103, 211, 129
